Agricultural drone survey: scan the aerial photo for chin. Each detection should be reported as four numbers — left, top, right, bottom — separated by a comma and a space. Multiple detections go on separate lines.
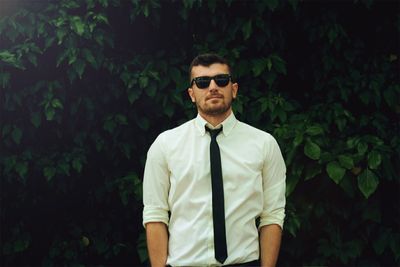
204, 106, 230, 116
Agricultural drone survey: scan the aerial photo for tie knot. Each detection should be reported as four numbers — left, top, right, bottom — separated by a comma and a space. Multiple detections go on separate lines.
206, 126, 223, 140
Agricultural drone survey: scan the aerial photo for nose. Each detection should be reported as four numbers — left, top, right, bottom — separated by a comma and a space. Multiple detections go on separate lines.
208, 79, 219, 91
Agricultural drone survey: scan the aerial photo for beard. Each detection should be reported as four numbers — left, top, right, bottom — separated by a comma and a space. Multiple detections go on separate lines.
196, 97, 232, 116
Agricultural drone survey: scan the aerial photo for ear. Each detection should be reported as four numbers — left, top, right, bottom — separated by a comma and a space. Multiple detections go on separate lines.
188, 88, 196, 102
232, 82, 239, 99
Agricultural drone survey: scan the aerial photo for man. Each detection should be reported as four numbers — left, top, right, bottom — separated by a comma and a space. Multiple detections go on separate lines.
143, 53, 286, 267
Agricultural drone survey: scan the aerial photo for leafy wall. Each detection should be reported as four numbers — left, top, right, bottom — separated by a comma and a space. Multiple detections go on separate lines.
1, 0, 399, 266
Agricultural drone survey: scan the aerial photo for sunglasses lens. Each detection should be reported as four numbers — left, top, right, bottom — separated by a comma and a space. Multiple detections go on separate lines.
214, 75, 230, 87
195, 77, 211, 89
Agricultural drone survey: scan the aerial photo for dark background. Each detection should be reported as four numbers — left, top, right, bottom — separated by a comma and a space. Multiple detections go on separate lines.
1, 0, 399, 266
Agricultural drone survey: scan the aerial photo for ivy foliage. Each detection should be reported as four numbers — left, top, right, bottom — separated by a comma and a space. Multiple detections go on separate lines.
1, 0, 399, 266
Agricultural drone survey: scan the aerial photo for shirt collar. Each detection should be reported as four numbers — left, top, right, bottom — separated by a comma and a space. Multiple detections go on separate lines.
194, 112, 237, 137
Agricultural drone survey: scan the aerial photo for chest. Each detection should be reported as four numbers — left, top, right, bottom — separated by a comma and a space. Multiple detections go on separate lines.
166, 134, 264, 184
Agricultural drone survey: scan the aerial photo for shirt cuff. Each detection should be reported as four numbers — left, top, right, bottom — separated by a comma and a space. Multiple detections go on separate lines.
258, 207, 285, 230
143, 206, 169, 228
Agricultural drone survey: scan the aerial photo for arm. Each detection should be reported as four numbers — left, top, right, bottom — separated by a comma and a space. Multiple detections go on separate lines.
259, 136, 286, 266
259, 224, 282, 267
142, 135, 171, 266
146, 222, 168, 267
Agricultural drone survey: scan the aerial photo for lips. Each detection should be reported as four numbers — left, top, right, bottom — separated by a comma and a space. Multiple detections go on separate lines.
207, 95, 223, 100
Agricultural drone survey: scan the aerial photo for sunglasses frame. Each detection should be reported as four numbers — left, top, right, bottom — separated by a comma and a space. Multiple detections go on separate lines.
190, 74, 232, 89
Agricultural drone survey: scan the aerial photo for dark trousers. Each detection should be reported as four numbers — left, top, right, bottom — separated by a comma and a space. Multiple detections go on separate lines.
224, 260, 260, 266
166, 259, 260, 267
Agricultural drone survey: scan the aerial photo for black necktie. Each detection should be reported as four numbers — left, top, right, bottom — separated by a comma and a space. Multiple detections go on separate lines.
206, 126, 228, 264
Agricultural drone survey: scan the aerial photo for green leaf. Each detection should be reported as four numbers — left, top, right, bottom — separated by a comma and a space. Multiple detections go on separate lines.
148, 70, 160, 81
94, 13, 109, 24
44, 166, 57, 181
136, 232, 148, 263
51, 98, 64, 109
383, 86, 397, 108
266, 0, 279, 11
45, 107, 55, 121
266, 58, 272, 71
164, 103, 174, 118
252, 58, 267, 77
121, 143, 132, 159
357, 169, 379, 199
145, 84, 157, 97
277, 109, 287, 122
82, 48, 97, 68
63, 0, 80, 8
94, 136, 104, 152
373, 229, 390, 255
2, 124, 12, 138
13, 239, 30, 252
103, 119, 116, 133
115, 114, 128, 125
338, 155, 354, 170
326, 161, 346, 184
304, 140, 321, 160
68, 49, 78, 65
0, 72, 10, 88
169, 68, 181, 85
73, 59, 86, 78
368, 150, 382, 169
56, 28, 67, 45
143, 4, 150, 17
271, 54, 287, 75
339, 174, 355, 198
242, 19, 252, 40
357, 142, 368, 155
389, 235, 400, 261
15, 161, 28, 178
139, 76, 149, 88
3, 156, 16, 173
207, 0, 217, 12
72, 158, 83, 173
11, 127, 22, 144
305, 164, 322, 181
362, 202, 381, 223
27, 53, 38, 67
58, 162, 70, 176
328, 28, 338, 43
286, 174, 300, 197
305, 125, 324, 136
128, 88, 141, 104
121, 71, 135, 88
335, 117, 347, 132
137, 117, 149, 130
98, 0, 108, 7
285, 211, 301, 237
0, 50, 16, 64
56, 50, 68, 67
70, 16, 85, 36
30, 112, 41, 128
293, 132, 303, 147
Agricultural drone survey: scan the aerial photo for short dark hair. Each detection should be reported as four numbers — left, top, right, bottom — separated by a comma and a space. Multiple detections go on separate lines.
188, 53, 232, 81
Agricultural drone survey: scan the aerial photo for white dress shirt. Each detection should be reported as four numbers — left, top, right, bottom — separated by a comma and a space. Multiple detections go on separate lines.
143, 112, 286, 266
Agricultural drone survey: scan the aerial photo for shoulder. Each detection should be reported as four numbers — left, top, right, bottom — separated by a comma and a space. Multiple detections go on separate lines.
234, 120, 283, 157
149, 119, 195, 150
236, 120, 276, 141
158, 118, 194, 140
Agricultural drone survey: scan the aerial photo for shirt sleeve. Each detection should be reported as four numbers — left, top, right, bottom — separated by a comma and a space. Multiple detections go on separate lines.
142, 133, 170, 227
259, 136, 286, 229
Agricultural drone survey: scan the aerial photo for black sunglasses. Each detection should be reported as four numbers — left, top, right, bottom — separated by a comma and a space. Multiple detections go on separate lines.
191, 74, 232, 89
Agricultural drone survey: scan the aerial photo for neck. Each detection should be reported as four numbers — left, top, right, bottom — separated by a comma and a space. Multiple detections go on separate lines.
199, 109, 232, 127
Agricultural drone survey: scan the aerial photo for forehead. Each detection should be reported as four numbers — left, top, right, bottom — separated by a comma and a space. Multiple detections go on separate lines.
191, 63, 230, 78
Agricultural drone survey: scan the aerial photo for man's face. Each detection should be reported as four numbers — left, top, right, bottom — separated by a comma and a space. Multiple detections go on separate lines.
188, 63, 238, 117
